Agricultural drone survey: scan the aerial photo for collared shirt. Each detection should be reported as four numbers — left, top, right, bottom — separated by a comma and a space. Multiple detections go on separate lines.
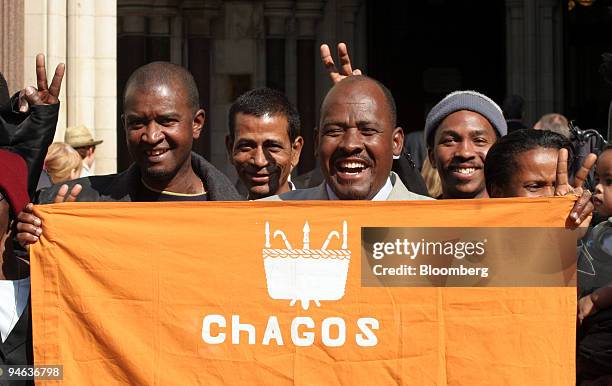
80, 161, 92, 178
325, 176, 393, 201
0, 277, 30, 343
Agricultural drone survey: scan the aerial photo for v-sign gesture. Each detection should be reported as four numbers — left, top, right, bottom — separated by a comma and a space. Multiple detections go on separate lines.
18, 53, 65, 112
320, 42, 362, 84
555, 148, 597, 228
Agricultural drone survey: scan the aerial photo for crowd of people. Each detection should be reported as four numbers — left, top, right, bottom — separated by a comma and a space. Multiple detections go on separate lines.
1, 43, 611, 384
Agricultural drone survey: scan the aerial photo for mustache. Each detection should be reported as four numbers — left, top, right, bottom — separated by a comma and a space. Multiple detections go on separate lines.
243, 165, 281, 174
331, 153, 374, 167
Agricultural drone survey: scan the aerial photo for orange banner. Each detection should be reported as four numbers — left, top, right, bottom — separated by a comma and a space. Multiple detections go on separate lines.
31, 198, 577, 385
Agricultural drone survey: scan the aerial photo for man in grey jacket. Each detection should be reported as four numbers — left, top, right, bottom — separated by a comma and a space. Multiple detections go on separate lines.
263, 75, 430, 201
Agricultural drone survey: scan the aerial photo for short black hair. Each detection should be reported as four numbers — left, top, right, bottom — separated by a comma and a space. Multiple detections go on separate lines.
485, 129, 570, 195
228, 87, 301, 141
123, 62, 200, 113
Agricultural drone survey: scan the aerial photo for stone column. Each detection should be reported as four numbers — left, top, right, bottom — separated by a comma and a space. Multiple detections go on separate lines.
505, 0, 525, 99
148, 15, 171, 61
66, 0, 117, 174
182, 0, 220, 160
524, 0, 537, 124
117, 3, 147, 171
93, 0, 117, 174
335, 0, 360, 51
538, 0, 564, 114
295, 0, 324, 174
505, 0, 564, 125
23, 0, 68, 134
46, 0, 68, 134
0, 0, 24, 95
66, 0, 96, 139
264, 1, 294, 92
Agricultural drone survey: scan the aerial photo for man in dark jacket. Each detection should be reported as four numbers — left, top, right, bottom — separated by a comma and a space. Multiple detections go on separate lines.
17, 62, 241, 245
38, 61, 241, 203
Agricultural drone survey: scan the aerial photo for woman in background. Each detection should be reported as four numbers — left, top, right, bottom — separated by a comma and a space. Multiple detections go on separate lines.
43, 142, 82, 185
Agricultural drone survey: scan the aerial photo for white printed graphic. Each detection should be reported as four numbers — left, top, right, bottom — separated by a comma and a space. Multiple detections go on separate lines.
263, 221, 350, 310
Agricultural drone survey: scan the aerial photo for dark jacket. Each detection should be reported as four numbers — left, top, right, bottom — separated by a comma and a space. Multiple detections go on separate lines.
0, 252, 34, 385
0, 299, 33, 371
0, 95, 59, 198
392, 150, 430, 197
403, 131, 426, 171
37, 152, 243, 203
292, 167, 324, 190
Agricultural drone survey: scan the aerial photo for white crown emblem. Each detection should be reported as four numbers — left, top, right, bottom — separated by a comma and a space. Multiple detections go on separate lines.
263, 221, 351, 310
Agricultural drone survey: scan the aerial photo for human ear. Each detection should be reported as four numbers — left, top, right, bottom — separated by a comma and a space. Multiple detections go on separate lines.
192, 109, 205, 140
392, 127, 404, 157
291, 136, 304, 169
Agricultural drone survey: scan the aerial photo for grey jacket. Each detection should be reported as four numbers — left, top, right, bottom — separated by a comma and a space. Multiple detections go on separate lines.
261, 172, 433, 201
37, 152, 243, 203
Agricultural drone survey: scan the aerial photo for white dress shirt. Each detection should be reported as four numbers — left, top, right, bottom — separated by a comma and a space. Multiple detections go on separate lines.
0, 277, 30, 342
325, 176, 393, 201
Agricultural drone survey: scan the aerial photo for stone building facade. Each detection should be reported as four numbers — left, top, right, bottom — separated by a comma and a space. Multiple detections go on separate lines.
2, 0, 602, 179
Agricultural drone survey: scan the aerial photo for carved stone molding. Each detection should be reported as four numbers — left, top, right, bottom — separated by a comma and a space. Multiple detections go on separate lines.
0, 0, 24, 93
295, 0, 325, 39
264, 1, 294, 37
182, 0, 221, 37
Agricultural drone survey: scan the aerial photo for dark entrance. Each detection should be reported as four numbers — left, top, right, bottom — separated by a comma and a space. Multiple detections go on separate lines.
366, 0, 506, 135
564, 0, 612, 135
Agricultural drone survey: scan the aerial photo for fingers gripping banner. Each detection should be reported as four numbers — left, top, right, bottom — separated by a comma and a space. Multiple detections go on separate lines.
30, 198, 578, 385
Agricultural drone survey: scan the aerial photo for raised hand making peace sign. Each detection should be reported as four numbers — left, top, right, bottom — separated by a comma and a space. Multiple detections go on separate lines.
555, 148, 598, 228
18, 53, 65, 112
320, 42, 362, 84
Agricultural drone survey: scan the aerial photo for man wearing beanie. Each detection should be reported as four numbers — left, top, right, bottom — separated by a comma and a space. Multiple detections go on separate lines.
425, 90, 507, 199
0, 150, 33, 369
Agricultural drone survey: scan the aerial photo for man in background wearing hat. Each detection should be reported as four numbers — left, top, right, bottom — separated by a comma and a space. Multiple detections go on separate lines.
425, 90, 508, 199
0, 150, 33, 368
65, 125, 103, 177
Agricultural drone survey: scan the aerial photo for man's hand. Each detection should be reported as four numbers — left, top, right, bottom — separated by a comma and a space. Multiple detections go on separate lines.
18, 53, 65, 113
16, 184, 81, 249
320, 42, 362, 84
578, 294, 598, 324
554, 148, 597, 228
